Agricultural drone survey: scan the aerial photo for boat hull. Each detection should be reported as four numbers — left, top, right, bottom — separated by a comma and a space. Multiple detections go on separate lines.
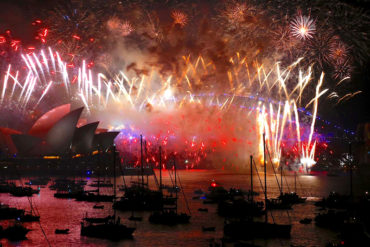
224, 220, 291, 239
81, 223, 135, 241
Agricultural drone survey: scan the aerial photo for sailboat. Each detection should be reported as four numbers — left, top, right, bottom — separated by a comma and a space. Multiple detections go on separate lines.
113, 136, 163, 211
0, 223, 30, 240
0, 203, 24, 220
9, 185, 39, 197
277, 171, 306, 205
224, 133, 291, 240
76, 147, 114, 202
80, 145, 135, 240
149, 154, 191, 225
18, 209, 40, 222
217, 155, 264, 218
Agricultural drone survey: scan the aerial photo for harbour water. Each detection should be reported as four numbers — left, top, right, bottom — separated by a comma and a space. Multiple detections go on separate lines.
0, 169, 365, 247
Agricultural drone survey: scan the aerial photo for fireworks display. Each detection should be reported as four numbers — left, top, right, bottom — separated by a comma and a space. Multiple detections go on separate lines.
290, 14, 316, 40
0, 0, 368, 171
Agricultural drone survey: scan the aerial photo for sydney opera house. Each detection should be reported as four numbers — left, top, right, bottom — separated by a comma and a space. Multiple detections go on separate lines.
0, 104, 119, 174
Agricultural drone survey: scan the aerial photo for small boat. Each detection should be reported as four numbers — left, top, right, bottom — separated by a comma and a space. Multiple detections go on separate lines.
194, 189, 204, 195
1, 224, 30, 240
55, 229, 69, 234
83, 215, 114, 224
205, 186, 229, 203
81, 146, 136, 241
81, 217, 135, 240
0, 182, 14, 193
149, 210, 190, 225
149, 156, 191, 226
0, 203, 24, 219
203, 199, 214, 204
314, 192, 350, 209
266, 198, 292, 210
76, 180, 87, 186
164, 185, 181, 193
75, 192, 114, 202
49, 179, 83, 191
93, 204, 104, 209
54, 190, 82, 199
25, 178, 49, 186
299, 218, 312, 224
224, 219, 291, 239
218, 199, 264, 218
113, 186, 163, 211
128, 215, 143, 221
84, 189, 99, 193
18, 211, 40, 222
90, 182, 113, 188
9, 186, 39, 197
202, 226, 216, 231
278, 192, 306, 205
223, 150, 292, 240
314, 210, 347, 229
198, 208, 208, 212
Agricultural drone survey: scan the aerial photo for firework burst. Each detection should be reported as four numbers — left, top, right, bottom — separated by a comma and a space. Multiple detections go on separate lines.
290, 14, 316, 40
107, 18, 134, 37
304, 31, 334, 68
171, 10, 188, 27
332, 59, 352, 80
224, 3, 248, 25
329, 39, 349, 64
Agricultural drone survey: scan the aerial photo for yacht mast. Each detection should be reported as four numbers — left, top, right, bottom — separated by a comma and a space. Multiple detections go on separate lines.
250, 155, 253, 205
113, 144, 117, 220
263, 133, 267, 223
140, 134, 144, 187
174, 157, 178, 215
159, 146, 162, 192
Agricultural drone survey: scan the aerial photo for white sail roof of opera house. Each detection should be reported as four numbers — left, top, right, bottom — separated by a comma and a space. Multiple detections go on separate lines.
45, 107, 84, 154
72, 122, 99, 154
2, 105, 119, 156
28, 104, 71, 138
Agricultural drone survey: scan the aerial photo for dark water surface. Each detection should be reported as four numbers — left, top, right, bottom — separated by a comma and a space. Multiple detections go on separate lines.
0, 169, 365, 247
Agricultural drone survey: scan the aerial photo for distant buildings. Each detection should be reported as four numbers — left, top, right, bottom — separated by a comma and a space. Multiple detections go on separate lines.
356, 122, 370, 165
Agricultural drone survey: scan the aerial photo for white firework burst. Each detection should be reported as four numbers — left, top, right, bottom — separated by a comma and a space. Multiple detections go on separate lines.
290, 15, 316, 40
